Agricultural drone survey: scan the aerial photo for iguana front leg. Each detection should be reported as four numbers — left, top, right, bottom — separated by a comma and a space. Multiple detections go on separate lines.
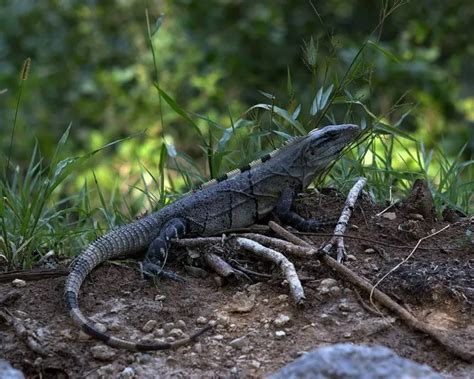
274, 187, 334, 231
141, 218, 188, 282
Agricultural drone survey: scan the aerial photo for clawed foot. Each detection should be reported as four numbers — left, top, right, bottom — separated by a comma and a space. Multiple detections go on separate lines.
140, 261, 186, 284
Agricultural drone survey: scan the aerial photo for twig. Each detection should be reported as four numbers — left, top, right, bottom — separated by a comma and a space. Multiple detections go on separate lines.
0, 268, 69, 283
203, 252, 236, 278
268, 221, 474, 363
321, 177, 367, 262
235, 237, 305, 305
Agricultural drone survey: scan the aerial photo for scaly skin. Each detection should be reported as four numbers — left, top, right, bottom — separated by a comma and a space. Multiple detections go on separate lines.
65, 123, 361, 351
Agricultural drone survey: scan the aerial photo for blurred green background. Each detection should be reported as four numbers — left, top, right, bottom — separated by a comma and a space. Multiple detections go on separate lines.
1, 0, 473, 190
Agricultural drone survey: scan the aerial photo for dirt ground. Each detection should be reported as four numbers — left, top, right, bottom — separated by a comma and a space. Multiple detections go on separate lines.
1, 184, 473, 378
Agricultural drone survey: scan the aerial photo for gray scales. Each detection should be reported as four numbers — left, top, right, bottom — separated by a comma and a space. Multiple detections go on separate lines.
65, 123, 361, 351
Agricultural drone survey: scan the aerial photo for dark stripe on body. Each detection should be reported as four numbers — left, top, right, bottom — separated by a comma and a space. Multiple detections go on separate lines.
65, 291, 78, 310
247, 170, 258, 220
82, 323, 111, 343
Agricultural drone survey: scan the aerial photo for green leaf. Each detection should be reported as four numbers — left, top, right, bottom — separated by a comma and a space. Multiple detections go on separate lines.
154, 83, 203, 139
247, 103, 306, 135
368, 40, 401, 64
151, 13, 165, 36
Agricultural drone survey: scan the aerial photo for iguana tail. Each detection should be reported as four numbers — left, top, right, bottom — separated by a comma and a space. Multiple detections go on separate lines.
64, 216, 211, 351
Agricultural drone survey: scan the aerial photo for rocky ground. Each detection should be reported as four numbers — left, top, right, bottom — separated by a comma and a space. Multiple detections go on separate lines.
1, 183, 473, 378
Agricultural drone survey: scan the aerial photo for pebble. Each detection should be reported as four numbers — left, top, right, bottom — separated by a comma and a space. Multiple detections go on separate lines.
275, 330, 286, 339
408, 213, 424, 221
194, 342, 203, 353
364, 248, 376, 254
246, 282, 263, 295
92, 322, 107, 333
154, 294, 166, 301
212, 334, 224, 341
91, 345, 116, 361
142, 320, 157, 333
12, 279, 26, 288
108, 320, 122, 331
118, 367, 135, 379
273, 314, 291, 327
196, 316, 208, 325
338, 302, 351, 312
163, 322, 175, 331
154, 328, 165, 337
229, 336, 247, 350
176, 320, 187, 329
382, 212, 396, 220
168, 328, 184, 338
78, 331, 91, 340
276, 294, 289, 303
250, 360, 261, 369
346, 254, 357, 261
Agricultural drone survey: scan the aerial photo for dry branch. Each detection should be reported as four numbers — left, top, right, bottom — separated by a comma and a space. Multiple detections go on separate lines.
321, 177, 367, 262
235, 237, 305, 305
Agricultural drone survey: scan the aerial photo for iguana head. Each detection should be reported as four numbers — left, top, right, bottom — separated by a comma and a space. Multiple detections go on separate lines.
275, 123, 361, 188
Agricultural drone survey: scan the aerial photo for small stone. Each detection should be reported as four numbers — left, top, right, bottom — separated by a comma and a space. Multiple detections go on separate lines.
343, 332, 352, 338
364, 248, 376, 254
142, 320, 157, 333
108, 320, 122, 331
91, 345, 116, 361
196, 316, 208, 325
163, 322, 175, 331
154, 294, 166, 301
229, 336, 247, 350
229, 292, 255, 313
246, 282, 263, 295
118, 367, 135, 379
276, 294, 289, 303
273, 314, 291, 327
78, 331, 91, 340
14, 310, 28, 318
338, 302, 351, 312
208, 320, 217, 327
194, 342, 203, 353
154, 328, 165, 337
250, 360, 261, 369
168, 328, 184, 338
216, 312, 230, 326
275, 330, 286, 339
319, 278, 338, 287
408, 213, 424, 221
346, 254, 357, 261
184, 265, 208, 278
176, 320, 187, 329
382, 212, 396, 220
166, 336, 176, 343
12, 279, 26, 288
212, 334, 224, 341
329, 286, 342, 296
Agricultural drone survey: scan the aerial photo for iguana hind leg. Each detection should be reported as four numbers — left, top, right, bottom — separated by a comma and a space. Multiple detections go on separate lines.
141, 218, 188, 282
274, 187, 335, 231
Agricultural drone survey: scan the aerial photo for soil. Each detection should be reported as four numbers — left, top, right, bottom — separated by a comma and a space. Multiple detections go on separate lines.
1, 184, 473, 378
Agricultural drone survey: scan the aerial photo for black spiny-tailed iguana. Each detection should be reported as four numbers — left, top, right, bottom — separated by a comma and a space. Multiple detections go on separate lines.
65, 123, 360, 351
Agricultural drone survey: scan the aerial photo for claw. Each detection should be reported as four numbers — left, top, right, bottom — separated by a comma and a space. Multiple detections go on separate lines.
140, 261, 186, 284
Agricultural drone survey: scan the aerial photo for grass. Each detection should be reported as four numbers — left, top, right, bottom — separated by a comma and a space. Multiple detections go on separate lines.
0, 13, 472, 270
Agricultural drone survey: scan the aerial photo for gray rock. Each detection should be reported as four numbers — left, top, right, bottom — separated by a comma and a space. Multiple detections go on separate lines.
269, 344, 443, 379
0, 360, 25, 379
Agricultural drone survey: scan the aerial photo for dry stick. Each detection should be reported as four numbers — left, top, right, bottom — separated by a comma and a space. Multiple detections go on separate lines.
203, 252, 237, 278
268, 221, 474, 363
321, 177, 367, 262
235, 237, 305, 305
0, 268, 70, 283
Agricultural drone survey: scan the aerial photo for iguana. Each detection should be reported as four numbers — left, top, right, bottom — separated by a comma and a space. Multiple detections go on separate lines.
65, 123, 360, 351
